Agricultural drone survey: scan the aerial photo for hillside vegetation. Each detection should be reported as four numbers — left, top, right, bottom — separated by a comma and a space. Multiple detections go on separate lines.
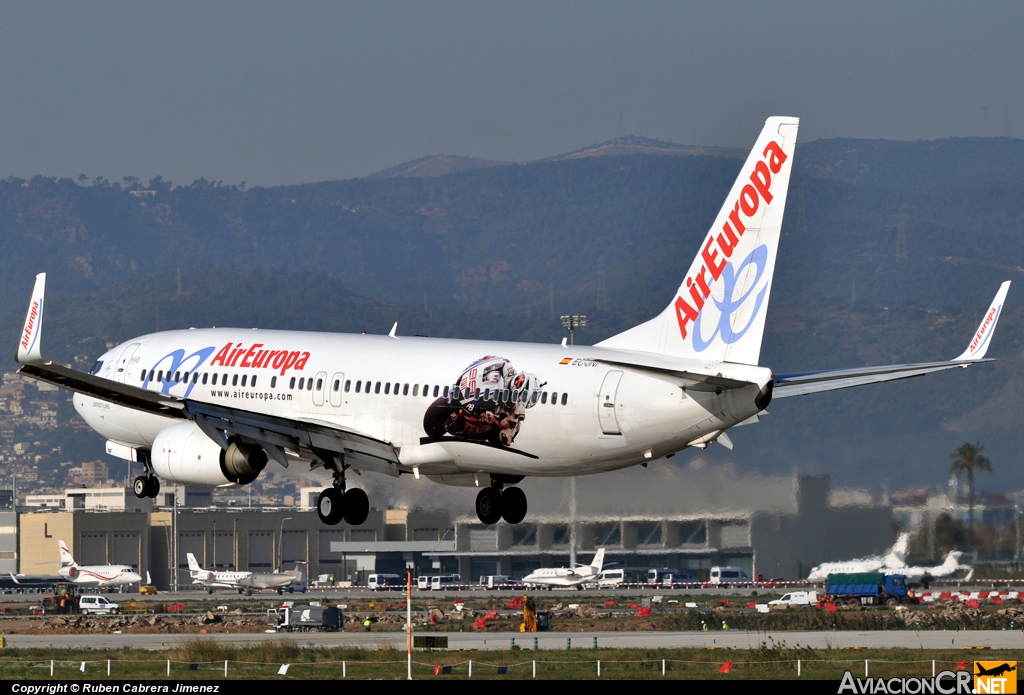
5, 136, 1024, 491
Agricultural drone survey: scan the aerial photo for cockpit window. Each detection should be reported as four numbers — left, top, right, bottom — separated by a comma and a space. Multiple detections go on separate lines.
89, 361, 103, 375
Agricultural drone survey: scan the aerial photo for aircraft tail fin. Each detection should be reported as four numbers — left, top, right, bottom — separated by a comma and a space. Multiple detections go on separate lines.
956, 281, 1011, 360
590, 548, 605, 573
884, 533, 911, 568
186, 553, 202, 572
146, 571, 152, 585
16, 273, 45, 366
943, 551, 964, 570
58, 540, 75, 567
596, 117, 800, 365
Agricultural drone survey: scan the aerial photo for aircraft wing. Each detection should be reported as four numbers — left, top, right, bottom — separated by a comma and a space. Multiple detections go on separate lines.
15, 273, 400, 475
773, 282, 1010, 399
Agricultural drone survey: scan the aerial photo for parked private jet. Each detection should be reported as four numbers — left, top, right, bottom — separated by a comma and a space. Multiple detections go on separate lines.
522, 549, 606, 588
806, 533, 912, 581
186, 553, 252, 593
56, 540, 142, 588
14, 116, 1011, 527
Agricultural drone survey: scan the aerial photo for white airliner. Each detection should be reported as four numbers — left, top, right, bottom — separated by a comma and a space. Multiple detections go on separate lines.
522, 549, 605, 588
806, 533, 911, 581
14, 117, 1012, 528
186, 552, 252, 593
57, 540, 142, 587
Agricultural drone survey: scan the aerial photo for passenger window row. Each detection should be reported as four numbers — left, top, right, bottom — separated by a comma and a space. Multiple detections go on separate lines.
142, 369, 570, 405
142, 369, 259, 388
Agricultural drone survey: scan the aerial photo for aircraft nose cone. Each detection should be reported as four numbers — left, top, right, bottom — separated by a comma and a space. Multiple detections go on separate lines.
129, 573, 142, 583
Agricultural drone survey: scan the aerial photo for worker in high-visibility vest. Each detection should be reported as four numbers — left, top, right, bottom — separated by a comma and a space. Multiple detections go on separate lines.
363, 618, 372, 632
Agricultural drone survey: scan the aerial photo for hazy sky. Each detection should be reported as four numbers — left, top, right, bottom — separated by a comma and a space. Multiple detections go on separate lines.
1, 2, 1022, 186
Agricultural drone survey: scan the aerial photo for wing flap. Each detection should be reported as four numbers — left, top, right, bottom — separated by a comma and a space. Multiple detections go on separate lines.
183, 400, 401, 470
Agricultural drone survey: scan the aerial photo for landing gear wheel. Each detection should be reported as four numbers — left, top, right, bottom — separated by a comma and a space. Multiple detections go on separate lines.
145, 476, 160, 499
317, 488, 345, 525
475, 487, 502, 524
344, 488, 370, 526
132, 476, 148, 499
500, 487, 527, 524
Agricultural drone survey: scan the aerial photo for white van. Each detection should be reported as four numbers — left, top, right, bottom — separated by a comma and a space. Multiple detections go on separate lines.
708, 566, 750, 586
416, 576, 430, 590
597, 569, 626, 588
768, 591, 818, 606
431, 575, 461, 590
367, 573, 403, 591
79, 595, 120, 615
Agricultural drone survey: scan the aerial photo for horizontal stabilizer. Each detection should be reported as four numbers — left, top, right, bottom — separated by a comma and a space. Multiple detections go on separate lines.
774, 282, 1009, 398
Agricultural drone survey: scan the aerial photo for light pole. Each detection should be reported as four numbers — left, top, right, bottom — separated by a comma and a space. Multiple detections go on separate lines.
278, 517, 292, 573
172, 486, 178, 592
560, 314, 587, 345
232, 517, 238, 571
212, 520, 216, 569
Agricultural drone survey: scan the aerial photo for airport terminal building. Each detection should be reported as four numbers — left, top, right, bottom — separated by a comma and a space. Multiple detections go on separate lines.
11, 470, 896, 588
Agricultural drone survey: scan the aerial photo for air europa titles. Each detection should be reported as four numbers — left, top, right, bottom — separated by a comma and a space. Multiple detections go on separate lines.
210, 342, 310, 376
21, 300, 39, 349
674, 140, 787, 341
968, 305, 999, 354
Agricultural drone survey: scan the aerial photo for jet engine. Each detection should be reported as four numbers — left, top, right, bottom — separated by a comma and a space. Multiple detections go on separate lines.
150, 421, 267, 487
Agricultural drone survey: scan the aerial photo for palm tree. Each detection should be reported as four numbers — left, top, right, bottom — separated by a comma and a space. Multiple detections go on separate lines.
949, 441, 992, 548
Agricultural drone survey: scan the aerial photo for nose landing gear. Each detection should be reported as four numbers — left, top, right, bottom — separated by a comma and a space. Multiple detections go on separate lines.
475, 482, 528, 524
315, 458, 370, 526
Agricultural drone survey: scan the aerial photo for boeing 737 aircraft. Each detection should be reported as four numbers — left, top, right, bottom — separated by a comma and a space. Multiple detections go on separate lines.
14, 117, 1011, 528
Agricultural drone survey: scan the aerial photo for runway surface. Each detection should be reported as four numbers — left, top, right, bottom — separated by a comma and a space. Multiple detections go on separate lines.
5, 630, 1023, 650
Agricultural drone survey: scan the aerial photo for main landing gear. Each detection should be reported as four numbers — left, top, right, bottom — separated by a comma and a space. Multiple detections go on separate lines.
316, 462, 369, 526
475, 480, 527, 525
132, 452, 160, 499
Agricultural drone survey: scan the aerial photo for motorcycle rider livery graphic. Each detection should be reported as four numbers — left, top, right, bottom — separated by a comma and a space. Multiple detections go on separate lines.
422, 356, 544, 455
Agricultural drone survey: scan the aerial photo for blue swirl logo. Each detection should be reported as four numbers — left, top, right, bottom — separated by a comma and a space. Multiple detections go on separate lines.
142, 346, 216, 397
691, 245, 769, 352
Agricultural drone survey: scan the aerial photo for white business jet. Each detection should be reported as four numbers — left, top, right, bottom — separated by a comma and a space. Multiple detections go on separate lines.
522, 549, 605, 588
806, 533, 912, 581
14, 117, 1011, 528
56, 540, 142, 588
186, 552, 252, 593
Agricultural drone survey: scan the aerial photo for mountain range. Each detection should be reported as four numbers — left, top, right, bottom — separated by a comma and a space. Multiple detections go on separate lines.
5, 132, 1024, 494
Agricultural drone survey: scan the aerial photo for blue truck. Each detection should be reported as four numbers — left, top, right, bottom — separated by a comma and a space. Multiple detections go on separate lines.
824, 572, 914, 607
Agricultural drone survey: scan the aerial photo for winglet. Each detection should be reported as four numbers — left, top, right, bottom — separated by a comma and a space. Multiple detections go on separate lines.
17, 273, 46, 365
388, 322, 398, 338
956, 281, 1010, 361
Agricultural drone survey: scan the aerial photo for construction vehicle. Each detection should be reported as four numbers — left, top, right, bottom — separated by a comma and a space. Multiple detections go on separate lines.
267, 604, 343, 632
519, 595, 550, 632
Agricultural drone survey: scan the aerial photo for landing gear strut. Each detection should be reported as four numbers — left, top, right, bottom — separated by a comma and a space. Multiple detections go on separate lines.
475, 479, 528, 525
132, 452, 160, 499
316, 457, 370, 526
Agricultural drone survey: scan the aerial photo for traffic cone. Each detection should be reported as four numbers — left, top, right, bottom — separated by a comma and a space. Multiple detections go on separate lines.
720, 661, 732, 674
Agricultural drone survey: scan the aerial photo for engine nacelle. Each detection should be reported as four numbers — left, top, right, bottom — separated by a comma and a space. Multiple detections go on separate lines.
151, 422, 267, 487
